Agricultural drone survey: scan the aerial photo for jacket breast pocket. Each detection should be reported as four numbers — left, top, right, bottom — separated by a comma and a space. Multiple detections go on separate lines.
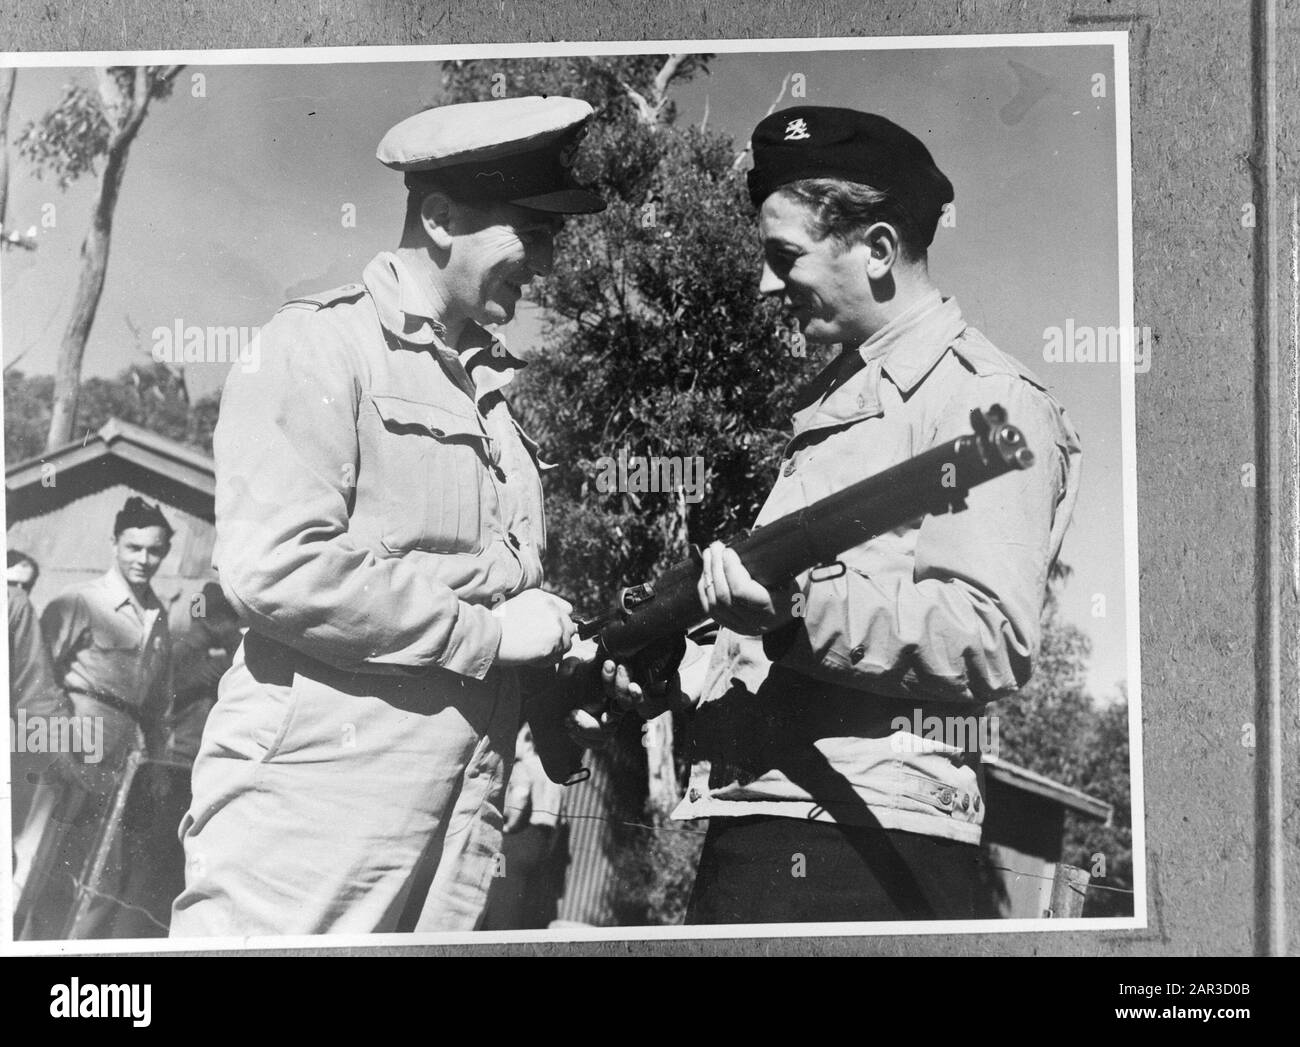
91, 621, 141, 654
368, 393, 494, 555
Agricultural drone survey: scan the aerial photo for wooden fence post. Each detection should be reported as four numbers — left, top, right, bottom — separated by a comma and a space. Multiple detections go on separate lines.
1044, 863, 1091, 918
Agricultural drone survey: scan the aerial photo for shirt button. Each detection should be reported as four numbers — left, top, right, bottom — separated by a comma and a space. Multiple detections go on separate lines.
856, 395, 867, 409
849, 645, 866, 664
688, 788, 701, 802
938, 788, 955, 806
961, 794, 971, 812
782, 460, 796, 477
974, 795, 981, 812
507, 531, 521, 549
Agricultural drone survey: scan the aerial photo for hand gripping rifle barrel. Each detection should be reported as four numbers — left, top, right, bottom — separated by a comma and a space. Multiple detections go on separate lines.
576, 405, 1034, 659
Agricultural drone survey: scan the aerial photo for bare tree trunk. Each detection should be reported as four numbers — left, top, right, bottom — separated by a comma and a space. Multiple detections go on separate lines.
0, 67, 16, 233
622, 54, 690, 128
44, 67, 169, 451
45, 135, 134, 449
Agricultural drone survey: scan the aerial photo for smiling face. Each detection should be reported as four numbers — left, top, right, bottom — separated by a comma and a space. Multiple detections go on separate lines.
112, 526, 171, 590
447, 201, 564, 328
757, 192, 881, 346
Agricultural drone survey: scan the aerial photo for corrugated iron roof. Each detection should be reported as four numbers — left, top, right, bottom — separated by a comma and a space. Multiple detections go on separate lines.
6, 418, 214, 500
6, 418, 216, 527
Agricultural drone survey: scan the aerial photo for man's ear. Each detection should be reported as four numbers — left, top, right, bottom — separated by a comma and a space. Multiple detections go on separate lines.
419, 191, 456, 252
863, 221, 902, 281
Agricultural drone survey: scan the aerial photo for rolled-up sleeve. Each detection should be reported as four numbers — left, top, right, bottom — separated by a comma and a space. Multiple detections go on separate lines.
768, 377, 1081, 703
212, 308, 502, 679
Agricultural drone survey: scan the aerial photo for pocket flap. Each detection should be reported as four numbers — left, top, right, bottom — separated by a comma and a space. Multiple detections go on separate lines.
372, 394, 487, 441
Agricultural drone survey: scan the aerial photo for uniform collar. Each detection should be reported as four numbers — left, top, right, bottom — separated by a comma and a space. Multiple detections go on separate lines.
100, 567, 159, 617
362, 251, 527, 402
790, 291, 966, 437
868, 291, 967, 395
363, 251, 449, 348
455, 322, 528, 402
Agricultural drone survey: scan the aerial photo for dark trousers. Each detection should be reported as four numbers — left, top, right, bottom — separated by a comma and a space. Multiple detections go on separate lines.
685, 815, 992, 924
480, 824, 565, 931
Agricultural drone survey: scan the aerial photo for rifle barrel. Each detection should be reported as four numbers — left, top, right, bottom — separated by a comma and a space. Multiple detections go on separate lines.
587, 405, 1032, 658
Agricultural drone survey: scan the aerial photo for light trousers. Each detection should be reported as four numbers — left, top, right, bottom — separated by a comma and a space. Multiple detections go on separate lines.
170, 633, 517, 937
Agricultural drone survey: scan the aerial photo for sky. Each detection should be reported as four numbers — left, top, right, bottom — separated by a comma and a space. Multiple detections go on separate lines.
0, 41, 1133, 700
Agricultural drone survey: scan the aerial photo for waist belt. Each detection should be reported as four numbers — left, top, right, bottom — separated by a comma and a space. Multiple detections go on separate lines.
66, 689, 147, 728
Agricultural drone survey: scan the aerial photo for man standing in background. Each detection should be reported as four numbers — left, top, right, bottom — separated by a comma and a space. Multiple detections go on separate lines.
13, 497, 175, 938
8, 552, 71, 841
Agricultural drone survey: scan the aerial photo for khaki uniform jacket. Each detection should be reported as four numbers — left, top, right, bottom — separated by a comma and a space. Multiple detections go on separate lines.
173, 254, 550, 935
41, 568, 173, 765
212, 252, 547, 678
673, 293, 1083, 844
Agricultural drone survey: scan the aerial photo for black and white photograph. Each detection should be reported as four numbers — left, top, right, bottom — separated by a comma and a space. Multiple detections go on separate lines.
0, 34, 1142, 950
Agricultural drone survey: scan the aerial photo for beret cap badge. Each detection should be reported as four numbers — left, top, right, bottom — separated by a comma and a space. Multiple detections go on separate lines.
747, 106, 954, 247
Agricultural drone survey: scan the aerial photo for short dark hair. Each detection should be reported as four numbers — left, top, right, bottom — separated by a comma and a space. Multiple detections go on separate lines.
775, 178, 930, 262
403, 184, 440, 232
402, 184, 562, 243
7, 550, 39, 590
113, 496, 174, 540
402, 179, 492, 236
7, 549, 36, 571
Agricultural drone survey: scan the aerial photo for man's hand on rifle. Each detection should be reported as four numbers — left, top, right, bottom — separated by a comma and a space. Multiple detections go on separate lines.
697, 541, 799, 636
559, 636, 685, 749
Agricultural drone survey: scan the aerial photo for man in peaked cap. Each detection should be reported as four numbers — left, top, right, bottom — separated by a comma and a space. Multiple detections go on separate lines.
171, 96, 609, 936
617, 106, 1084, 923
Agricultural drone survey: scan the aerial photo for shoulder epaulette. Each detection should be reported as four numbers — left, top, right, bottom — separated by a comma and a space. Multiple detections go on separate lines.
278, 283, 367, 312
953, 325, 1049, 391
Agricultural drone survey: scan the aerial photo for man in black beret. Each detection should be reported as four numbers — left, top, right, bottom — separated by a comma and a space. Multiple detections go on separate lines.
651, 106, 1084, 922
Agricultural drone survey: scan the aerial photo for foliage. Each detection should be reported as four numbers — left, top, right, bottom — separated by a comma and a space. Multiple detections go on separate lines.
1065, 697, 1133, 916
997, 587, 1134, 916
442, 55, 1133, 926
611, 814, 707, 926
439, 55, 711, 128
16, 68, 179, 190
4, 370, 55, 463
4, 364, 219, 463
15, 84, 112, 189
442, 57, 817, 613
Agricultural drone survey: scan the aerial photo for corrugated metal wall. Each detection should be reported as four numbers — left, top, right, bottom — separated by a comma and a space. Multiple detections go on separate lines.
553, 753, 619, 927
7, 479, 215, 614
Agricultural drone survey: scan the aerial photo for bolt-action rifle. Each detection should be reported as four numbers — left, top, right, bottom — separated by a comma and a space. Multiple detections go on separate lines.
526, 405, 1035, 786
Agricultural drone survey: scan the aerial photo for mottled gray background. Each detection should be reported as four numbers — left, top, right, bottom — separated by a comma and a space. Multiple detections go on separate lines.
3, 0, 1296, 957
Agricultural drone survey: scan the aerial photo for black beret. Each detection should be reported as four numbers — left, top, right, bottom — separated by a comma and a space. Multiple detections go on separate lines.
747, 107, 954, 246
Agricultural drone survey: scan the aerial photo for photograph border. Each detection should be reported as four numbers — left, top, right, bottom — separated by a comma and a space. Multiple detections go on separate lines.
0, 28, 1144, 954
